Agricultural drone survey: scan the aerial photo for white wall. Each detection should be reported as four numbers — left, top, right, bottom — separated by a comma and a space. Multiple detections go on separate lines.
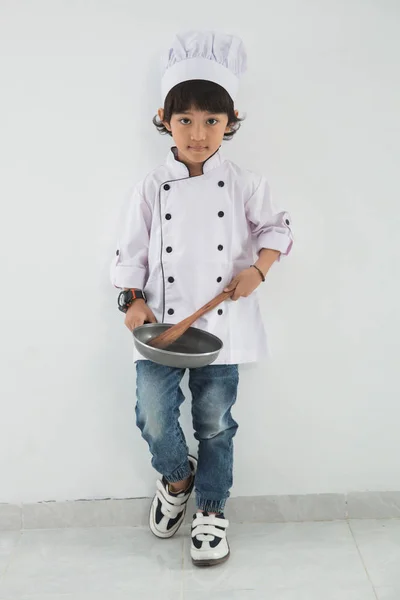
1, 0, 399, 504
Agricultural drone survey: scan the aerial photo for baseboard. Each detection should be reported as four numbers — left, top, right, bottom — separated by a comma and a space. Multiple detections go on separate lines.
2, 491, 400, 531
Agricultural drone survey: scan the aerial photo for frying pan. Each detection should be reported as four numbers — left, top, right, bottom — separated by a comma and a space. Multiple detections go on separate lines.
132, 291, 231, 368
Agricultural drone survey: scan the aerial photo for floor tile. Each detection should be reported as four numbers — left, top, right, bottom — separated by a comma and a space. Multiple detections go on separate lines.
0, 532, 21, 576
0, 594, 180, 600
183, 588, 376, 600
375, 587, 400, 600
182, 522, 372, 594
0, 527, 183, 596
350, 519, 400, 589
5, 520, 398, 600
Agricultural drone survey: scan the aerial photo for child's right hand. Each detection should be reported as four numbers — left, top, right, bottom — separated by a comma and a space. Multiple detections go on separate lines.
124, 300, 157, 331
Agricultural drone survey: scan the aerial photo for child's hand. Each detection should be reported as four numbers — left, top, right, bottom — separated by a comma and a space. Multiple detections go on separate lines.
124, 300, 157, 331
224, 267, 264, 301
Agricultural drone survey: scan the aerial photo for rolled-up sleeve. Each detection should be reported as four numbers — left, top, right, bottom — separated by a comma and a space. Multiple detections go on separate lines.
245, 176, 293, 257
110, 186, 152, 289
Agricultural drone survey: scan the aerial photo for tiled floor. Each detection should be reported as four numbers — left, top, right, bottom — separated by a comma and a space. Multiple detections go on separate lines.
1, 519, 400, 599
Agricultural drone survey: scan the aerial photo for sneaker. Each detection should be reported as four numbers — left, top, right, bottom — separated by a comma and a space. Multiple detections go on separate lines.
149, 455, 197, 539
190, 511, 230, 567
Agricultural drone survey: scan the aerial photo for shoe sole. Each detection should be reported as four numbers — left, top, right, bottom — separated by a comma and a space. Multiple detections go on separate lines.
192, 549, 230, 568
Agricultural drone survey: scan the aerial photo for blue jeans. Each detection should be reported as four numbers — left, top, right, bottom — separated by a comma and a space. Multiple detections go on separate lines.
135, 360, 239, 514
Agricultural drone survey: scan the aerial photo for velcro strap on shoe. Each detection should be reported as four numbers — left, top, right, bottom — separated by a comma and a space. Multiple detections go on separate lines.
193, 515, 229, 528
192, 524, 227, 539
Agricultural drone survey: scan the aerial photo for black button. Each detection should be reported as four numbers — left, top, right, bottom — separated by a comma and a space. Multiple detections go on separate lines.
218, 181, 225, 187
217, 277, 222, 283
168, 276, 174, 283
218, 309, 223, 315
164, 184, 170, 191
168, 308, 174, 315
165, 213, 172, 220
285, 218, 290, 225
166, 246, 173, 253
218, 211, 224, 218
218, 245, 223, 251
116, 250, 119, 256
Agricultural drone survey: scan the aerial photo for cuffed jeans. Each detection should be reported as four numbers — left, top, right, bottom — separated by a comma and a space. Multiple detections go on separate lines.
135, 361, 239, 514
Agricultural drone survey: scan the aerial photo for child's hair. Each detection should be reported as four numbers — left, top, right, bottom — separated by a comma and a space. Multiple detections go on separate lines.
153, 79, 243, 140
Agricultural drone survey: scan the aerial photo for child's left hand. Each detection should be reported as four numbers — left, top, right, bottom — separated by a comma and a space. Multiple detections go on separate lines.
224, 267, 264, 301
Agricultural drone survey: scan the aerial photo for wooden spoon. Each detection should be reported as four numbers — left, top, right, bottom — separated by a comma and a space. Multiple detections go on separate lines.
147, 290, 232, 350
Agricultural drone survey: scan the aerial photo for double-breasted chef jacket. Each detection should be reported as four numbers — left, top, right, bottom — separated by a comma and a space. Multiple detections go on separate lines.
111, 147, 293, 365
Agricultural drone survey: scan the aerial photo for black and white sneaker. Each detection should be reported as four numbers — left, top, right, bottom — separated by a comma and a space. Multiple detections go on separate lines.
149, 455, 197, 539
191, 511, 230, 567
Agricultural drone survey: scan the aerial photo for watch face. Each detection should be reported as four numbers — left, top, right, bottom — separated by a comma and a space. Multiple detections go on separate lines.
118, 290, 130, 307
118, 290, 146, 312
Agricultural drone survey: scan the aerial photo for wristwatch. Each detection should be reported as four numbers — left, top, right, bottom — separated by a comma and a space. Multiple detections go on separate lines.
117, 289, 147, 313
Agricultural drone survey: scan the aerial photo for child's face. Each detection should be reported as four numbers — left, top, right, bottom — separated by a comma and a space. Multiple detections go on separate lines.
158, 107, 237, 167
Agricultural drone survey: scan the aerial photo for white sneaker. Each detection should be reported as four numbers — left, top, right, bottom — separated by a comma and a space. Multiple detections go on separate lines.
149, 455, 197, 539
190, 511, 230, 567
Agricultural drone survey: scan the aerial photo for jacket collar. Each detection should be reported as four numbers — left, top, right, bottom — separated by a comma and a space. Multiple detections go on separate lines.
166, 146, 224, 178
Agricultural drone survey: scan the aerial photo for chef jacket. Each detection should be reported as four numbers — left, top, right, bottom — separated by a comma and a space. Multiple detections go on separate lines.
111, 147, 293, 364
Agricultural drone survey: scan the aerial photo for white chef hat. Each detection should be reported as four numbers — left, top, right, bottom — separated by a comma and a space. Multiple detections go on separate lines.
161, 30, 247, 104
